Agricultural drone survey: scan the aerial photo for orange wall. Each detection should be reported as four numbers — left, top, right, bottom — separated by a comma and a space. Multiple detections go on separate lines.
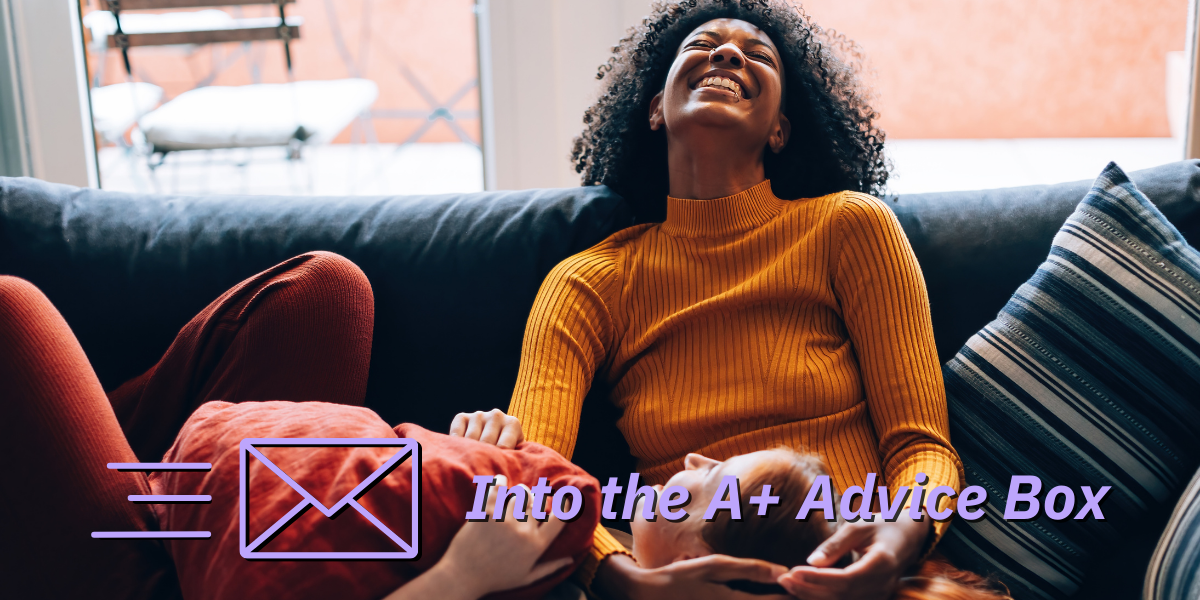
801, 0, 1188, 138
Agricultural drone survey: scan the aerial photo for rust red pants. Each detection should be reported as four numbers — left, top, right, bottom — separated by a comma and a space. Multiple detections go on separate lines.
0, 252, 374, 600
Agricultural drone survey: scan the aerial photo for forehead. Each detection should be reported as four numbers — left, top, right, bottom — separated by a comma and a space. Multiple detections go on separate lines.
680, 18, 779, 53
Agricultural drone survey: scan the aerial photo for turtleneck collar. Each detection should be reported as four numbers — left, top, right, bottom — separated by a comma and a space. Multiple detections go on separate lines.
661, 180, 784, 238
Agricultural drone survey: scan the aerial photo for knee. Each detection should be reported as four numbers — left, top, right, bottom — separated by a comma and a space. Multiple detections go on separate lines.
0, 276, 52, 320
0, 276, 58, 340
294, 252, 372, 301
278, 252, 374, 322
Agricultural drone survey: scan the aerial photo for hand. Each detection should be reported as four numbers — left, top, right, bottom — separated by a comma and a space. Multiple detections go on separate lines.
383, 476, 571, 600
449, 408, 524, 449
778, 513, 931, 600
595, 553, 791, 600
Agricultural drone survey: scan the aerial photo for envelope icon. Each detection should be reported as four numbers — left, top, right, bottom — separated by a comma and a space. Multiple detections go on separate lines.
239, 438, 420, 560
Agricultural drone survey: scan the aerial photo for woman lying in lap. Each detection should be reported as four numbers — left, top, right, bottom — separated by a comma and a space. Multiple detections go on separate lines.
152, 400, 1007, 600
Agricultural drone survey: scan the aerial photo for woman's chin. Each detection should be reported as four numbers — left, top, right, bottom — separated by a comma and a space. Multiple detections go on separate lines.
673, 103, 756, 131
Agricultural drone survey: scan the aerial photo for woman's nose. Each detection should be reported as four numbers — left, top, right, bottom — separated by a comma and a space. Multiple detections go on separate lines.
684, 452, 718, 470
710, 43, 745, 69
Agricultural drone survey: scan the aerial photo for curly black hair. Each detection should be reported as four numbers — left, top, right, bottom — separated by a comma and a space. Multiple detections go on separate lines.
571, 0, 889, 222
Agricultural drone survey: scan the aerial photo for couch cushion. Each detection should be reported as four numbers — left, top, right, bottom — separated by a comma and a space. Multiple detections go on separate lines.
936, 163, 1200, 599
0, 178, 631, 429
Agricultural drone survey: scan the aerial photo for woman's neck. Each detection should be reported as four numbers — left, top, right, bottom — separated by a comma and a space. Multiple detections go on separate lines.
666, 128, 766, 200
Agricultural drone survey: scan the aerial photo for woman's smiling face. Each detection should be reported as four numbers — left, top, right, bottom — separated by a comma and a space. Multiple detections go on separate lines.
649, 18, 789, 154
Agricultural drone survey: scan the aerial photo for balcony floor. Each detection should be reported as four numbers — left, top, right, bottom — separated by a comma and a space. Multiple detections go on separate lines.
98, 142, 485, 197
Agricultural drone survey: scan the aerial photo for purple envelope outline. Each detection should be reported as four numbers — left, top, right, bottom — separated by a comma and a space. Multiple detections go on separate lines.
239, 438, 420, 560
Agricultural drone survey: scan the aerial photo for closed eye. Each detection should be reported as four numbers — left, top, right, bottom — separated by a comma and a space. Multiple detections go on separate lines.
748, 51, 775, 67
685, 39, 775, 68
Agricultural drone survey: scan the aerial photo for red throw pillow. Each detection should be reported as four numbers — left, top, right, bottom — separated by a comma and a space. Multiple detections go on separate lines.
151, 401, 600, 600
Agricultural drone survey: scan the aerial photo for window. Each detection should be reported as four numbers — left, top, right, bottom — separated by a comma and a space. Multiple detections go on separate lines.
81, 0, 483, 196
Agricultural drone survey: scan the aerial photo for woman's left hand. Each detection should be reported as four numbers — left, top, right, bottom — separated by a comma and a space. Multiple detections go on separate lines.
383, 475, 572, 600
449, 408, 525, 449
777, 513, 930, 600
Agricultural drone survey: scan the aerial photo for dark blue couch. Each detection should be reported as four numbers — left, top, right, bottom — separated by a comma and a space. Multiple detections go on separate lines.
2, 162, 1198, 597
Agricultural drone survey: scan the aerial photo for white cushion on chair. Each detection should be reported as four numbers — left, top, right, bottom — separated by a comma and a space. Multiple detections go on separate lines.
90, 82, 163, 143
139, 79, 378, 151
83, 9, 235, 38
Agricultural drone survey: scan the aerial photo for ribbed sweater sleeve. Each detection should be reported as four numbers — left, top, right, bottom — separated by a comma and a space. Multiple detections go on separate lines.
832, 192, 965, 542
508, 243, 631, 585
508, 245, 622, 459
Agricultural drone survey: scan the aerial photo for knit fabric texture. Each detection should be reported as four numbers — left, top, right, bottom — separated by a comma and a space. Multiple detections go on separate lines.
508, 180, 964, 578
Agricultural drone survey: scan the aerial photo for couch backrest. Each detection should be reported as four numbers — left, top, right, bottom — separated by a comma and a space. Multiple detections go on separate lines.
0, 178, 631, 430
888, 160, 1200, 362
2, 161, 1198, 468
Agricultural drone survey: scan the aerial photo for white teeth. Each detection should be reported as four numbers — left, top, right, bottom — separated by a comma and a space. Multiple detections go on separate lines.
699, 76, 742, 98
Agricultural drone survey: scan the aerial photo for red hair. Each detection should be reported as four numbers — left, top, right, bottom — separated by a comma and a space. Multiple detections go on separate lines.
897, 559, 1013, 600
700, 448, 835, 567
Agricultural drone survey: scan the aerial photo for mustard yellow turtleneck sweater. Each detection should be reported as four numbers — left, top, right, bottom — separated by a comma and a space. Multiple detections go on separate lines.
508, 180, 963, 581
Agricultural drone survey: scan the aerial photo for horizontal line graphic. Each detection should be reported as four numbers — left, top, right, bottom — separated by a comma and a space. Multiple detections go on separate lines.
108, 462, 212, 471
128, 495, 212, 503
92, 531, 211, 539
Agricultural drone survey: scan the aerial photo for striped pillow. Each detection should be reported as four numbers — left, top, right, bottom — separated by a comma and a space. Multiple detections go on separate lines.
937, 162, 1200, 600
1145, 465, 1200, 600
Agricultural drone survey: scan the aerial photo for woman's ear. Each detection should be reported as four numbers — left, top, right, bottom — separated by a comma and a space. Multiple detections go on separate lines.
649, 92, 665, 131
768, 113, 791, 154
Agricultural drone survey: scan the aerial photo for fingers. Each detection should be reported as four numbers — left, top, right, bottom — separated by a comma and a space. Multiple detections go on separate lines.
779, 549, 894, 599
484, 475, 505, 516
455, 409, 514, 446
535, 510, 568, 544
777, 570, 841, 600
806, 545, 892, 581
521, 556, 574, 586
683, 554, 788, 583
463, 412, 486, 441
786, 568, 852, 590
479, 411, 506, 445
496, 415, 524, 450
732, 592, 793, 600
807, 521, 874, 567
502, 482, 523, 521
448, 413, 468, 437
778, 567, 851, 597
